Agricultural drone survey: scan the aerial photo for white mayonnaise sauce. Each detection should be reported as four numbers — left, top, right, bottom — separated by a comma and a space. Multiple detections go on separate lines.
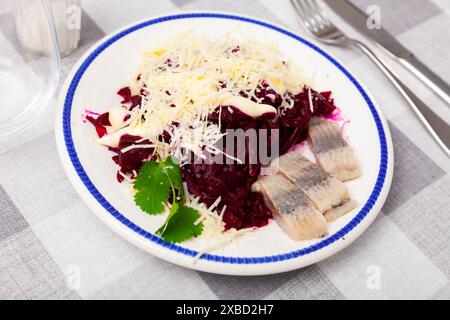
108, 106, 128, 130
221, 95, 276, 118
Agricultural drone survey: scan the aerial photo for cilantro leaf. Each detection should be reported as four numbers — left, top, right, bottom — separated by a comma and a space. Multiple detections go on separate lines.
162, 157, 185, 202
133, 160, 159, 190
156, 202, 179, 235
133, 158, 204, 243
159, 205, 203, 243
133, 161, 170, 215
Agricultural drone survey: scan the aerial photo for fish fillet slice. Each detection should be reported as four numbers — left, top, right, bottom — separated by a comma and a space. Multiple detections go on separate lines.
324, 199, 358, 222
278, 150, 356, 219
308, 117, 361, 181
252, 175, 328, 241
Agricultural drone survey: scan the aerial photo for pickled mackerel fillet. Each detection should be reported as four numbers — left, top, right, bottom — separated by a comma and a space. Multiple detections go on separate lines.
277, 150, 357, 222
308, 117, 361, 181
252, 175, 328, 241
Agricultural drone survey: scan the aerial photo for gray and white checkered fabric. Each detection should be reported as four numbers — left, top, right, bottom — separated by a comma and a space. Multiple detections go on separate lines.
1, 0, 449, 300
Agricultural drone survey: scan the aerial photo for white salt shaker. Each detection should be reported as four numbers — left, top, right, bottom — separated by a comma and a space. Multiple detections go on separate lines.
14, 0, 81, 56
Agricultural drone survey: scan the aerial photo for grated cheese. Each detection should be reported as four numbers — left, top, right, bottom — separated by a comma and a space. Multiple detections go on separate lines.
98, 31, 310, 155
307, 86, 314, 113
120, 144, 156, 154
118, 170, 133, 183
186, 195, 253, 263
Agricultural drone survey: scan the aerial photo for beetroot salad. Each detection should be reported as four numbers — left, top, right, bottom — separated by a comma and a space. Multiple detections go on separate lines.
84, 33, 339, 245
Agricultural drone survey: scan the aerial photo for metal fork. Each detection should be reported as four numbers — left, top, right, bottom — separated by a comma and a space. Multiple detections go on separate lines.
291, 0, 450, 157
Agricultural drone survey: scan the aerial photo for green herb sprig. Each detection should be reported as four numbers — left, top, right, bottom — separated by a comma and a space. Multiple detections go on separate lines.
133, 158, 203, 243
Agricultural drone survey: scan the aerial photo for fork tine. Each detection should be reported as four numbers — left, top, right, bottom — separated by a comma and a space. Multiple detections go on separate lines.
291, 0, 310, 30
293, 0, 345, 42
297, 0, 325, 36
306, 0, 346, 40
294, 0, 321, 34
306, 0, 331, 26
292, 0, 318, 35
303, 0, 328, 31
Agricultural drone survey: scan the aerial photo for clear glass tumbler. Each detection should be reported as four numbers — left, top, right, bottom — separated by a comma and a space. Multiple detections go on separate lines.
0, 0, 60, 139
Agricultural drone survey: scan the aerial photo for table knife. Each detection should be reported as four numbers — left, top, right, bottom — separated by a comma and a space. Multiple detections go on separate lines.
323, 0, 450, 106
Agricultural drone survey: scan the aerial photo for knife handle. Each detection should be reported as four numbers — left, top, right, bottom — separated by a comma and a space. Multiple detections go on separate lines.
400, 55, 450, 106
353, 40, 450, 157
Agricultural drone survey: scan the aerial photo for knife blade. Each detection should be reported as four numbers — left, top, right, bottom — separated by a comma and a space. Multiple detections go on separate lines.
323, 0, 450, 106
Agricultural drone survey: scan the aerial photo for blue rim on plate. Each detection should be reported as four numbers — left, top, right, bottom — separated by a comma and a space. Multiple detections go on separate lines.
62, 13, 388, 264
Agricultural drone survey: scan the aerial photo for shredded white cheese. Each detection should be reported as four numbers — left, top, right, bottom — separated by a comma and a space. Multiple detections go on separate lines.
120, 144, 156, 154
307, 86, 314, 113
98, 31, 310, 156
186, 195, 253, 263
118, 171, 133, 183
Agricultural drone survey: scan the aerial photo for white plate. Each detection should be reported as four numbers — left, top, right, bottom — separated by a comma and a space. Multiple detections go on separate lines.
55, 12, 394, 276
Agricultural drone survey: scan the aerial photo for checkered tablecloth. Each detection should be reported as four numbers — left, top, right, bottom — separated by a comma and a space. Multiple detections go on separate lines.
1, 0, 449, 300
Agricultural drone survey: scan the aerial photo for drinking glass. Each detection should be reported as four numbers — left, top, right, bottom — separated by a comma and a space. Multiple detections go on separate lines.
0, 0, 60, 139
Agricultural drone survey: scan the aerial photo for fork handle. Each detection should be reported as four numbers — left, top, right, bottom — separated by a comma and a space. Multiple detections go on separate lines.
351, 39, 450, 157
